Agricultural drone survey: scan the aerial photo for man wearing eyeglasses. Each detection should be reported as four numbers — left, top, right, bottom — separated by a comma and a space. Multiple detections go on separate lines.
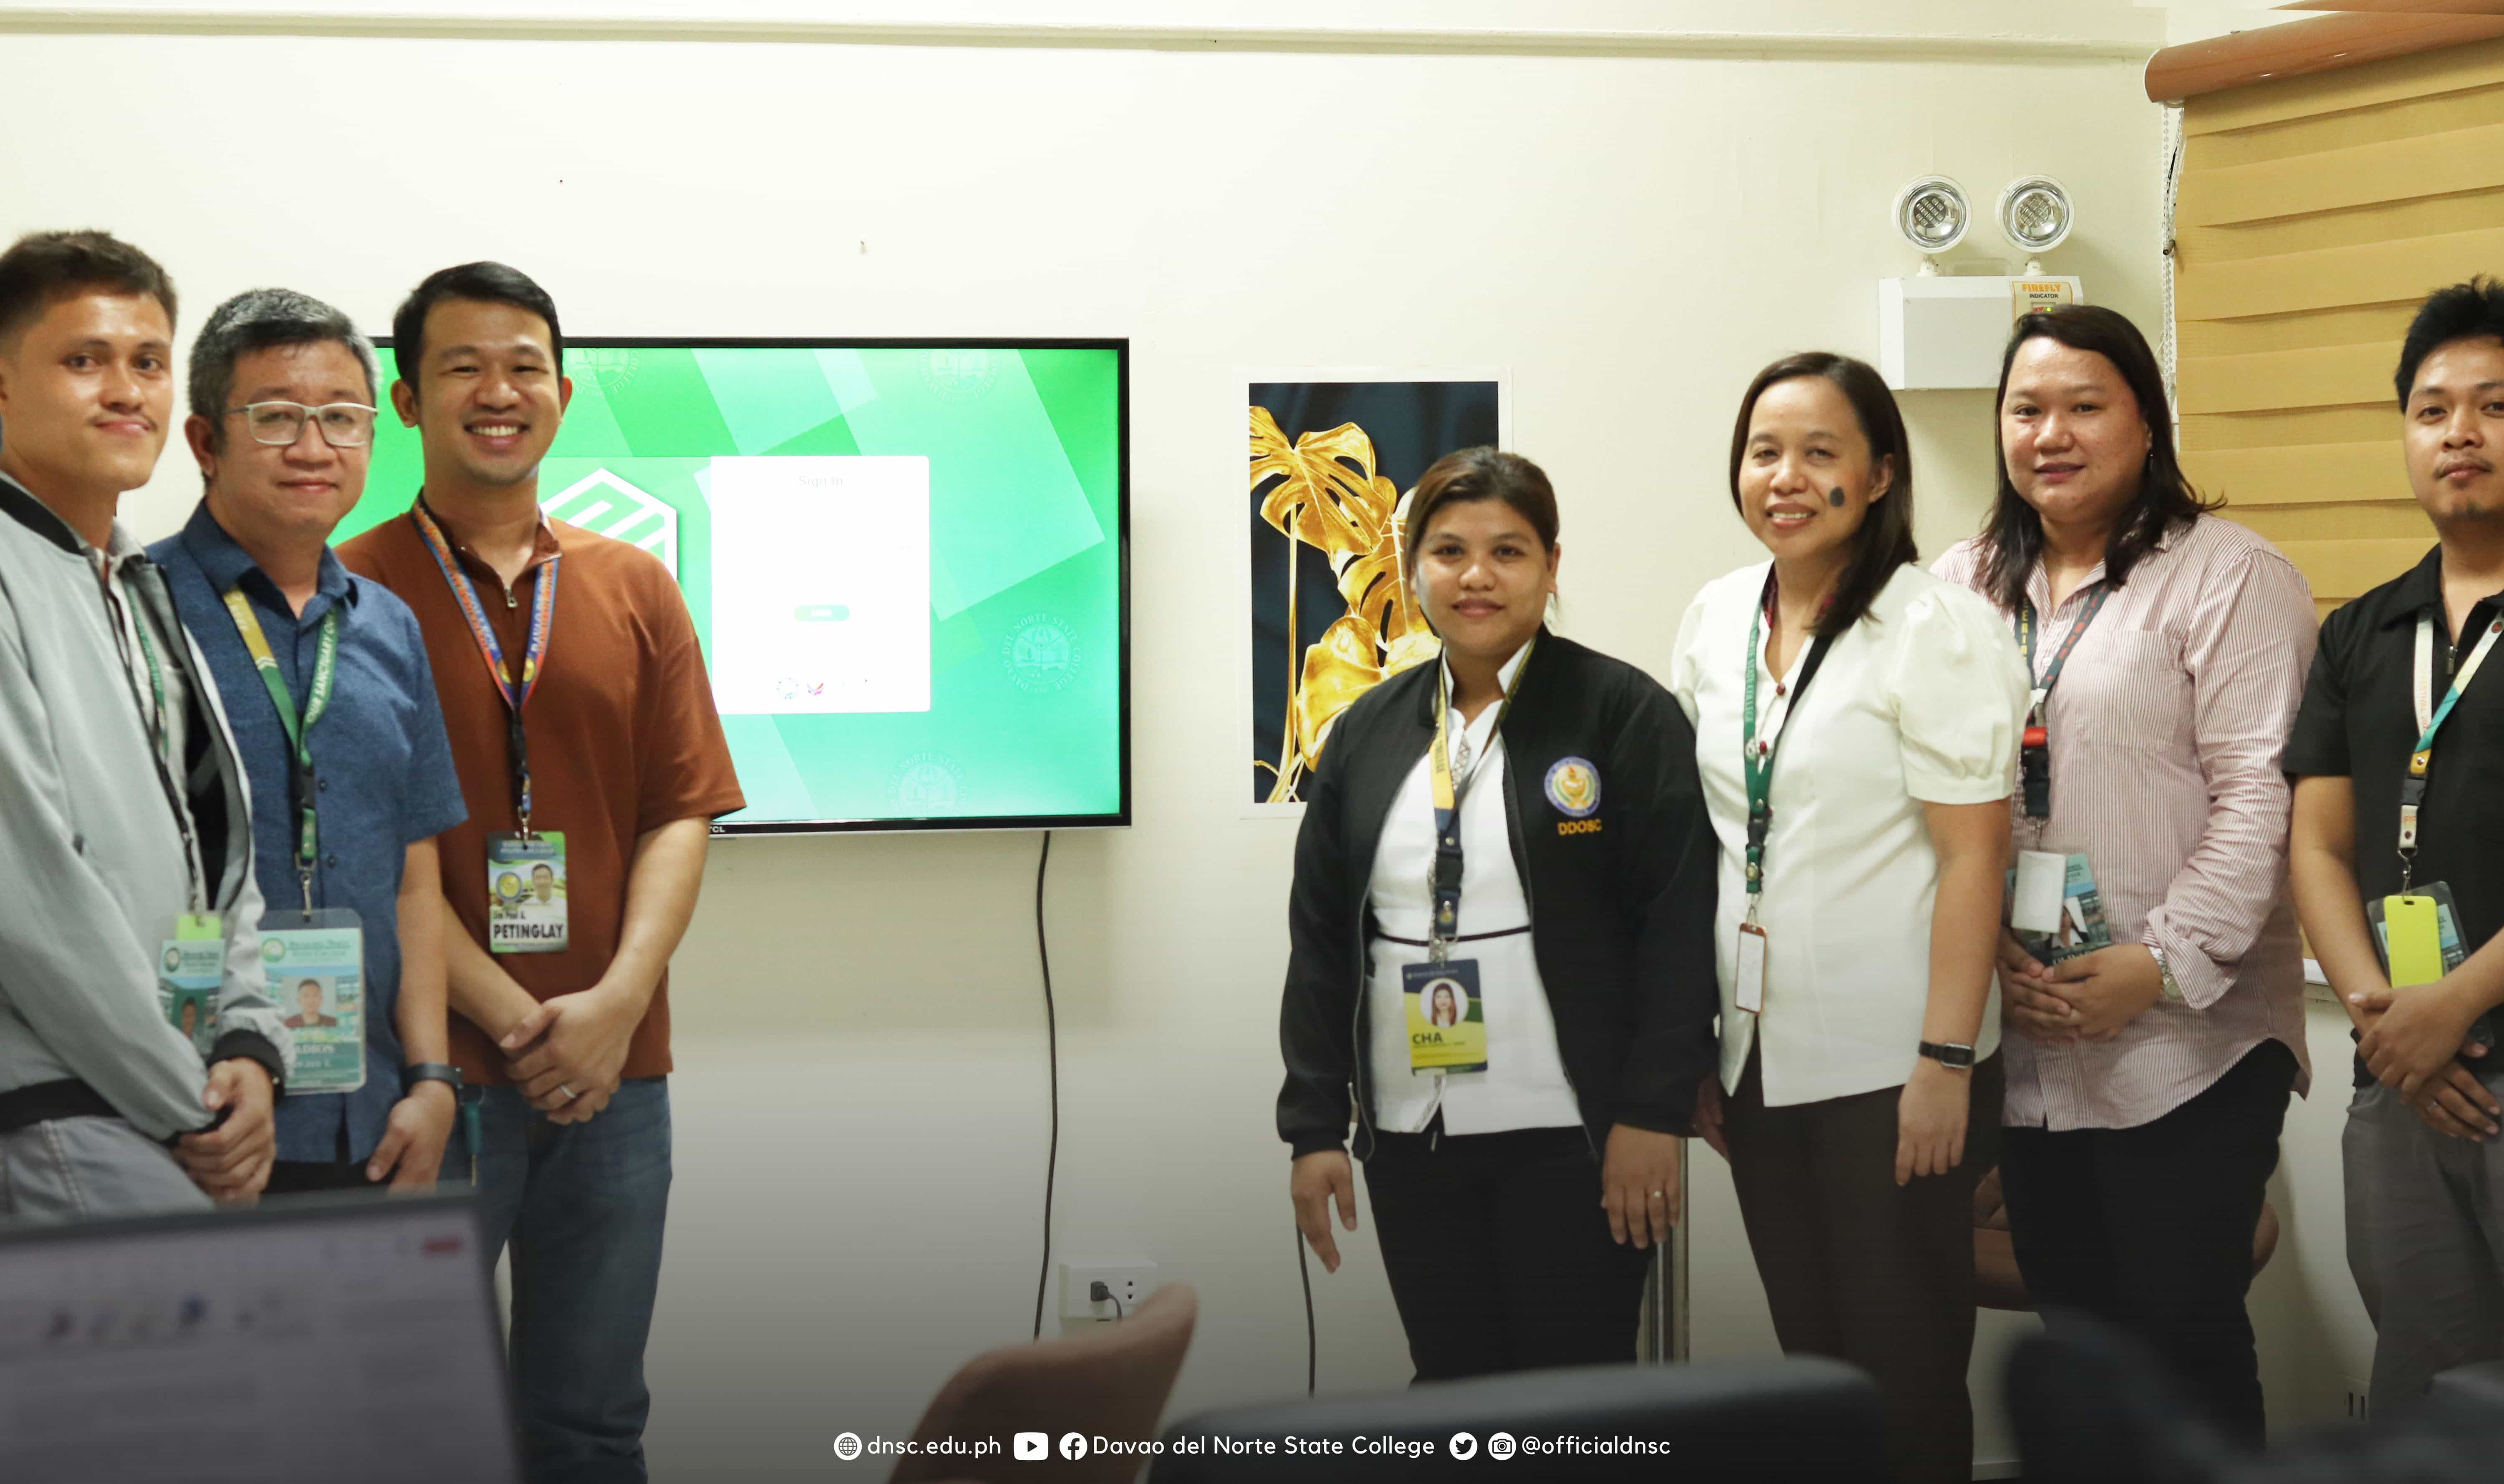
147, 288, 469, 1195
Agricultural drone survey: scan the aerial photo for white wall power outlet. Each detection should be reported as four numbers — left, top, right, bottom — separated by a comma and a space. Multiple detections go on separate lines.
1060, 1262, 1156, 1321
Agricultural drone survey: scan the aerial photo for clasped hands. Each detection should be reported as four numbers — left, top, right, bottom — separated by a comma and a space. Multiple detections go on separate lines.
2350, 974, 2501, 1143
498, 982, 643, 1125
2002, 929, 2502, 1142
1998, 934, 2165, 1043
177, 1057, 276, 1202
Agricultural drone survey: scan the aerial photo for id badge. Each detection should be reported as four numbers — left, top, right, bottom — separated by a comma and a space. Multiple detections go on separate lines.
2011, 851, 2067, 936
1403, 960, 1487, 1074
260, 908, 365, 1094
2369, 884, 2493, 1053
158, 916, 224, 1056
2008, 852, 2113, 966
2370, 883, 2467, 988
1735, 922, 1767, 1015
487, 832, 568, 954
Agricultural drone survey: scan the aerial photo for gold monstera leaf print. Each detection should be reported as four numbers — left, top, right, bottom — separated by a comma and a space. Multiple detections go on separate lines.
1253, 408, 1441, 803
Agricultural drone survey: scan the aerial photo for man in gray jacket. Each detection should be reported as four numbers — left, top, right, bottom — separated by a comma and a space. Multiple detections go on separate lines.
0, 230, 291, 1223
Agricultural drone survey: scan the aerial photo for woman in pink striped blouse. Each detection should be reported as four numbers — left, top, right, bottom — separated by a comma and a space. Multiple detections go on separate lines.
1932, 305, 2316, 1444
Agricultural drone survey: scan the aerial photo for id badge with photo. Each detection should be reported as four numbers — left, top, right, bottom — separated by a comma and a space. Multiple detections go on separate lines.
260, 908, 365, 1094
157, 912, 224, 1056
1403, 959, 1488, 1074
487, 832, 568, 954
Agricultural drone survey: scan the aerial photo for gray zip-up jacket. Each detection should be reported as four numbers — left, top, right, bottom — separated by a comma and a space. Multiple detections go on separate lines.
0, 472, 290, 1139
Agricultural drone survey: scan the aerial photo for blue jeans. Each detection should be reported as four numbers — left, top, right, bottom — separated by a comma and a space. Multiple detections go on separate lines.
443, 1077, 673, 1484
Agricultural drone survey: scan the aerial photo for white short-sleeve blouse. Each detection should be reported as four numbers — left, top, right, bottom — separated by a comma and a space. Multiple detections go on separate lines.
1670, 561, 2030, 1108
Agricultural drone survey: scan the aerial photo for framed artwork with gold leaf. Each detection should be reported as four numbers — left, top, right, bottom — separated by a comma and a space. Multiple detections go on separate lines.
1247, 374, 1504, 809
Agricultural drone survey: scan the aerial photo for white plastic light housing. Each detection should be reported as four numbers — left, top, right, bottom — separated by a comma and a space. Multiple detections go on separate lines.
1997, 175, 2074, 256
1892, 176, 1970, 257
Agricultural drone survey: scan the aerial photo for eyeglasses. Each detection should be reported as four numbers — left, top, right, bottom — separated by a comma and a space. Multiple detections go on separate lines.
224, 401, 380, 448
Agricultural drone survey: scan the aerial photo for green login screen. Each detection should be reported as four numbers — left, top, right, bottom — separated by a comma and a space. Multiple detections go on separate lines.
341, 341, 1129, 832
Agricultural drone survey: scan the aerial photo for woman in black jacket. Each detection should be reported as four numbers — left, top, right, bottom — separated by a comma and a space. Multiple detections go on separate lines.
1277, 447, 1721, 1380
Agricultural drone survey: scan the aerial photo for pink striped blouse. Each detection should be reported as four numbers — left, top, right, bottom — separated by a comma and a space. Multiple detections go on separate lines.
1933, 516, 2316, 1130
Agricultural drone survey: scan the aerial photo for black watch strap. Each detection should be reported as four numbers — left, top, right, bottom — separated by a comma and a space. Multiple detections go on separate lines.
1918, 1040, 1976, 1070
210, 1030, 286, 1098
402, 1062, 464, 1095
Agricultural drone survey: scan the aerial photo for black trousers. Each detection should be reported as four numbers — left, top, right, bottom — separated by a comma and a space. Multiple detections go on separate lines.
1999, 1037, 2296, 1445
1723, 1048, 2004, 1484
1361, 1121, 1651, 1382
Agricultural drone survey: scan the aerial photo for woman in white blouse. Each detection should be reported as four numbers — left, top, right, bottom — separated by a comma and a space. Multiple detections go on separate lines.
1671, 353, 2029, 1484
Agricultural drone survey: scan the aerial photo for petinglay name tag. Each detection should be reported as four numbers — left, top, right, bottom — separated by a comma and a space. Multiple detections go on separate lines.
487, 832, 569, 954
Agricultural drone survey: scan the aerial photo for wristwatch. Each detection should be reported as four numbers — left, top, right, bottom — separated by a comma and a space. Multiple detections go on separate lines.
402, 1062, 464, 1095
2151, 944, 2186, 1004
1918, 1040, 1976, 1070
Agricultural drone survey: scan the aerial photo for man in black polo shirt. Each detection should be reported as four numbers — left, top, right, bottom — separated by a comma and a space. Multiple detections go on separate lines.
2290, 276, 2504, 1411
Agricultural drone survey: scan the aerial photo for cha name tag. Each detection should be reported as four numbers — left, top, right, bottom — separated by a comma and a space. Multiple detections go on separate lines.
1402, 960, 1488, 1074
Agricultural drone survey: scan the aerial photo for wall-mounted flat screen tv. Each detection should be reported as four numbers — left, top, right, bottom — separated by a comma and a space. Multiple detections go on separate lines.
341, 339, 1129, 834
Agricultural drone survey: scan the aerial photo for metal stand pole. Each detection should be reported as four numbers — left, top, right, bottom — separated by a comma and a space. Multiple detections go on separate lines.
1638, 1143, 1692, 1363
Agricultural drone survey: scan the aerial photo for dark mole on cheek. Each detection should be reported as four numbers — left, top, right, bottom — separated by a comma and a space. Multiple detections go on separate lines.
1828, 487, 1847, 508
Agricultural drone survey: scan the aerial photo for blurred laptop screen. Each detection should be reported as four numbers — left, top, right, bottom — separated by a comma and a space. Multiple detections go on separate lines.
0, 1195, 518, 1484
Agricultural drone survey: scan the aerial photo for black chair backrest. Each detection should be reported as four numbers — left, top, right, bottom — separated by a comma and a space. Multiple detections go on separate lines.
1148, 1357, 1885, 1483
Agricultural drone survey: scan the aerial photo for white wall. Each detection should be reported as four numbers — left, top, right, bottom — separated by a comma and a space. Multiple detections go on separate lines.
7, 6, 2378, 1478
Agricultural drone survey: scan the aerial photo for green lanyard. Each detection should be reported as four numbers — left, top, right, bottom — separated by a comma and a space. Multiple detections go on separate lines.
1741, 584, 1832, 924
1426, 637, 1535, 960
222, 589, 339, 910
128, 597, 172, 758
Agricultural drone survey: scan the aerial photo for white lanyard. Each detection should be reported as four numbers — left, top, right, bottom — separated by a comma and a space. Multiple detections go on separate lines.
2401, 609, 2504, 880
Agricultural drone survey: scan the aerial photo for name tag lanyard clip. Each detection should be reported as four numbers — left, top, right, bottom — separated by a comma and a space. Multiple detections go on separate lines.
1426, 637, 1535, 965
412, 502, 560, 838
2013, 582, 2110, 845
1741, 575, 1833, 936
222, 590, 339, 912
2400, 609, 2502, 893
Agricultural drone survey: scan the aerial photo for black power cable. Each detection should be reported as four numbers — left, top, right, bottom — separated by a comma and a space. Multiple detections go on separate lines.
1030, 831, 1058, 1341
1297, 1223, 1316, 1395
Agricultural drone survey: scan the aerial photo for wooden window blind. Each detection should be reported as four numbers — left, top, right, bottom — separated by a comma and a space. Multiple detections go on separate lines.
2173, 35, 2504, 616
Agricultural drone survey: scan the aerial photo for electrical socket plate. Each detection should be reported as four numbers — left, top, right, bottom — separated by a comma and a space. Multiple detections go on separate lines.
1060, 1262, 1155, 1321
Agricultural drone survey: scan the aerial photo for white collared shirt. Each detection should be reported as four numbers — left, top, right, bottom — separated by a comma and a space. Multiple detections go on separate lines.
1365, 646, 1583, 1136
1671, 563, 2030, 1108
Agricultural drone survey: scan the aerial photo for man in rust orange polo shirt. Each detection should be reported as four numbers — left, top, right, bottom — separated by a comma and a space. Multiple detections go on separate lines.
339, 262, 741, 1484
